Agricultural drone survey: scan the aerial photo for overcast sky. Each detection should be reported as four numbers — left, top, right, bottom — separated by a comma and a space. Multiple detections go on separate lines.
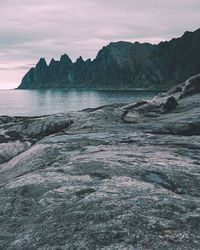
0, 0, 200, 89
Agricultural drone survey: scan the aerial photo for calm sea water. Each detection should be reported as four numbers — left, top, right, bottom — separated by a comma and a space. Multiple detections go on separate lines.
0, 89, 162, 116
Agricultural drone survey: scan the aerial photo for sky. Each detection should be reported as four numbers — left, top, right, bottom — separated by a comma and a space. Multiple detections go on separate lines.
0, 0, 200, 89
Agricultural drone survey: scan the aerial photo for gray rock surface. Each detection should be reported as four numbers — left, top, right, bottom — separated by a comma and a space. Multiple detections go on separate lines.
1, 75, 200, 249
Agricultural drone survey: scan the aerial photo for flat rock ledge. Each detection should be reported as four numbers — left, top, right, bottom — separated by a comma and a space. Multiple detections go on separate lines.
0, 75, 200, 249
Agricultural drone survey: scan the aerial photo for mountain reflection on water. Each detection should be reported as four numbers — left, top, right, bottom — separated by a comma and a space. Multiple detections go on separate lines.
0, 89, 161, 116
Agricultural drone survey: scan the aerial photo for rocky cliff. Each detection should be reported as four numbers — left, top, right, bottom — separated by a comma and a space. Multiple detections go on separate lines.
18, 42, 154, 89
1, 74, 200, 249
18, 28, 200, 89
138, 28, 200, 87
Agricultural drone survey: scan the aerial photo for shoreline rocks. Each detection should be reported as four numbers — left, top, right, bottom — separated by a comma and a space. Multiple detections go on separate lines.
0, 75, 200, 249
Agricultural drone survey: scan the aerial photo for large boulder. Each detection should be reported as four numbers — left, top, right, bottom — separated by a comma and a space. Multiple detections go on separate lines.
122, 96, 178, 122
180, 74, 200, 98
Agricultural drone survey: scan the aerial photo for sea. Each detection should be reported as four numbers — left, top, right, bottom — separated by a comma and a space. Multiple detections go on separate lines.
0, 89, 162, 116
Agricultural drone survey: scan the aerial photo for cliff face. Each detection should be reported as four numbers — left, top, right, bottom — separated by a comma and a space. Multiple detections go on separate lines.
18, 42, 154, 89
18, 28, 200, 89
138, 28, 200, 87
19, 55, 73, 89
88, 42, 154, 88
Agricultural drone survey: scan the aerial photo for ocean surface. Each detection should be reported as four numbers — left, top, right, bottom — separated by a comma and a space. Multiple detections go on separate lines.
0, 89, 162, 116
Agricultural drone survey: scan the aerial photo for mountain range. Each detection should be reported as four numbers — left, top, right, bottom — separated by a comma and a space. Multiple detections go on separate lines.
18, 28, 200, 89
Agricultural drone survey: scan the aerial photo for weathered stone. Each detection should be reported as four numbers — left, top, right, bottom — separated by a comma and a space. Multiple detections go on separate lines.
180, 74, 200, 98
0, 75, 200, 249
0, 141, 31, 164
160, 96, 178, 113
167, 85, 183, 95
123, 95, 178, 121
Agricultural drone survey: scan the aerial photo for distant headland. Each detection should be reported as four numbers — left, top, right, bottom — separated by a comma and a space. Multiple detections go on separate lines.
18, 28, 200, 90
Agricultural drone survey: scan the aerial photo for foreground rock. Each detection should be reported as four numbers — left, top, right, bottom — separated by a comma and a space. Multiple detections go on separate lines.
0, 75, 200, 249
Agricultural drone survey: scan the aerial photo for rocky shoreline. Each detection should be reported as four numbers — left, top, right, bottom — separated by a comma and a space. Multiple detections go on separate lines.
0, 74, 200, 249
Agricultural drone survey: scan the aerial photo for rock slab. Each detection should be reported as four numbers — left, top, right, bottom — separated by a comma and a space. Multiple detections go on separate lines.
1, 75, 200, 249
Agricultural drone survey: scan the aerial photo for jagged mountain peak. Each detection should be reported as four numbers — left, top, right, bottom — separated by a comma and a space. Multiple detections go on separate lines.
60, 54, 72, 64
36, 58, 47, 67
49, 58, 58, 66
183, 28, 200, 36
18, 28, 200, 89
75, 56, 84, 63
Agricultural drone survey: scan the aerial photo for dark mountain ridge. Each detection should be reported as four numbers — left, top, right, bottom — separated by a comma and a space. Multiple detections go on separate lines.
138, 28, 200, 87
18, 28, 200, 89
18, 41, 155, 89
